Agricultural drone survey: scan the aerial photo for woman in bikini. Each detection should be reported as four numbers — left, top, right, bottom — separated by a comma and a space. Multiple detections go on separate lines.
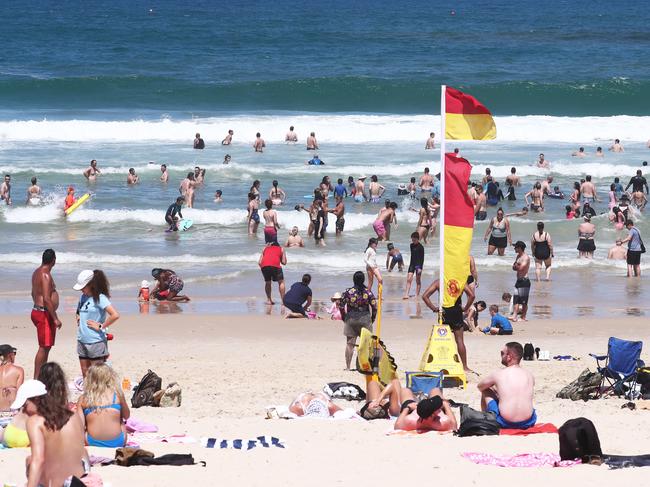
262, 199, 279, 243
570, 181, 581, 211
577, 215, 596, 258
484, 208, 511, 256
269, 180, 286, 206
530, 221, 553, 281
249, 180, 261, 201
415, 198, 431, 244
247, 192, 260, 235
368, 175, 385, 203
77, 363, 130, 448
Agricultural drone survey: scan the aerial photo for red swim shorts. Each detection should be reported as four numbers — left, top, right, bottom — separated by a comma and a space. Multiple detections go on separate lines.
31, 309, 56, 347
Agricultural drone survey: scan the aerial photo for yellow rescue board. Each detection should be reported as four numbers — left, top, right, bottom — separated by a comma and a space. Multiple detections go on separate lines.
65, 193, 91, 216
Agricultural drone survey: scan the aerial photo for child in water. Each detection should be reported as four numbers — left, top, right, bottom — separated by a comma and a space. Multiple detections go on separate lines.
64, 186, 76, 211
386, 243, 404, 272
138, 280, 150, 301
214, 190, 223, 203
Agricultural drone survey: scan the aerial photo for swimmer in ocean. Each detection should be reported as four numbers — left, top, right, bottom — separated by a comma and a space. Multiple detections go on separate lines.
572, 147, 586, 157
306, 132, 318, 150
419, 167, 433, 196
214, 190, 223, 203
536, 153, 549, 168
223, 154, 231, 164
386, 243, 404, 272
64, 186, 76, 211
596, 146, 604, 157
253, 132, 266, 153
285, 226, 305, 247
127, 168, 139, 185
26, 177, 41, 205
474, 185, 487, 220
193, 133, 205, 149
83, 159, 101, 182
285, 126, 298, 143
247, 192, 260, 235
160, 164, 169, 183
368, 175, 385, 203
609, 138, 624, 152
165, 196, 184, 232
425, 132, 435, 150
222, 129, 234, 145
269, 180, 286, 206
354, 176, 367, 202
0, 174, 11, 205
329, 196, 345, 236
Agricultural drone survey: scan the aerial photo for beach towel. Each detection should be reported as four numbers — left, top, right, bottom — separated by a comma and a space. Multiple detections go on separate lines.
201, 436, 285, 450
500, 423, 558, 436
126, 417, 158, 433
462, 452, 581, 468
265, 405, 361, 420
386, 429, 452, 437
554, 355, 579, 361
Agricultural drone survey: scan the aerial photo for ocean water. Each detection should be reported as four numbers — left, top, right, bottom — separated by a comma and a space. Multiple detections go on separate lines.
1, 0, 649, 318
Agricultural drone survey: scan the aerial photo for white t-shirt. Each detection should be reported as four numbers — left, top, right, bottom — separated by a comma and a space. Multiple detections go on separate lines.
364, 247, 378, 269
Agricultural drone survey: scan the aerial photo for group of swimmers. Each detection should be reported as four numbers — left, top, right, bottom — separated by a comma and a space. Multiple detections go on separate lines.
192, 127, 320, 152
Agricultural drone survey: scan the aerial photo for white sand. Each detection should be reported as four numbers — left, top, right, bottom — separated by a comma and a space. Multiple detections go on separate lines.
0, 313, 648, 486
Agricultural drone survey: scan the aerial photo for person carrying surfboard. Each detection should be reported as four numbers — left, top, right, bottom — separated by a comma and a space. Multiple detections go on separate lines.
64, 187, 76, 211
165, 196, 184, 232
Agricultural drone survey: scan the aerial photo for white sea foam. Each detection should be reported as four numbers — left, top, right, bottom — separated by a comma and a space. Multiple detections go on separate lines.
0, 114, 649, 143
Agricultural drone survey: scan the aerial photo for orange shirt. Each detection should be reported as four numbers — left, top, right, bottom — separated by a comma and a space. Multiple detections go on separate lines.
65, 194, 76, 210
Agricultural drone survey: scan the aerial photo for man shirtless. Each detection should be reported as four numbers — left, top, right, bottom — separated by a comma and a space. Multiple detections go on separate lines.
481, 168, 492, 186
26, 177, 41, 205
354, 177, 367, 202
425, 132, 435, 150
609, 138, 624, 152
222, 129, 233, 145
419, 167, 434, 196
160, 164, 169, 183
373, 202, 397, 241
329, 196, 346, 236
632, 190, 648, 210
83, 160, 101, 182
306, 132, 318, 150
478, 342, 536, 429
0, 174, 11, 205
525, 182, 544, 212
607, 241, 627, 260
253, 132, 266, 152
394, 387, 457, 432
511, 241, 531, 321
474, 185, 487, 220
285, 126, 298, 142
505, 167, 520, 187
580, 175, 598, 204
536, 153, 549, 168
127, 168, 139, 185
285, 227, 305, 247
540, 176, 553, 196
31, 249, 61, 379
572, 147, 586, 157
0, 344, 24, 410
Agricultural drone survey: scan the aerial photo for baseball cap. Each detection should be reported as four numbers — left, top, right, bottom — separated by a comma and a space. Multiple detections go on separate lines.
10, 379, 47, 410
416, 396, 443, 419
73, 269, 94, 291
0, 344, 17, 357
513, 241, 526, 250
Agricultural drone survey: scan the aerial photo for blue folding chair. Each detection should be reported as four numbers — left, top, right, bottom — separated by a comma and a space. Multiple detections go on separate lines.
589, 337, 644, 398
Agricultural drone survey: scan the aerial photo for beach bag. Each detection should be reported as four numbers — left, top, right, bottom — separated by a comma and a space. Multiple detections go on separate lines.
131, 370, 162, 408
556, 368, 601, 401
523, 343, 535, 361
559, 417, 602, 463
155, 382, 182, 407
323, 382, 366, 401
456, 405, 500, 437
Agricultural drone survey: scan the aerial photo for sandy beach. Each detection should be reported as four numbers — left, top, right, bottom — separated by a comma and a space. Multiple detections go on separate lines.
1, 312, 648, 486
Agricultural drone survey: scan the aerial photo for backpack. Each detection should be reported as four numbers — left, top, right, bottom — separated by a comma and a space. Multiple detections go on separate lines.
131, 370, 162, 408
523, 343, 535, 361
455, 405, 500, 437
558, 417, 602, 463
556, 368, 602, 401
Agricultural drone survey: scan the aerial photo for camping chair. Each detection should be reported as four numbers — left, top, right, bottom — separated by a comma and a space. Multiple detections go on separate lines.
589, 337, 644, 399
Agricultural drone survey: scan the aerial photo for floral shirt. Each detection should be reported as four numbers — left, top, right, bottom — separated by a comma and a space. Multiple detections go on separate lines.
340, 285, 377, 321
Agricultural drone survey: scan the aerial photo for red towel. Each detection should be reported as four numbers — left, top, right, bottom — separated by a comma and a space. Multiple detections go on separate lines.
499, 423, 558, 436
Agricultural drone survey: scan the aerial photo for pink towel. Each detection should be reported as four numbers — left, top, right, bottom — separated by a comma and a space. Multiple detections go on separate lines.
126, 417, 158, 433
462, 452, 581, 468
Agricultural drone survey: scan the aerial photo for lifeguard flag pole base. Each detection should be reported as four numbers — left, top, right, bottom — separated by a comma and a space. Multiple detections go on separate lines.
418, 325, 467, 389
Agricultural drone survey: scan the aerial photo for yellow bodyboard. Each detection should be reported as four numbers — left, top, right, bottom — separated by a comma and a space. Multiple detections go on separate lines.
65, 193, 91, 216
357, 328, 397, 385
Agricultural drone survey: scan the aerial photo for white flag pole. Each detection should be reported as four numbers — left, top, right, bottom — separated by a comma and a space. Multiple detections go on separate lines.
438, 85, 446, 314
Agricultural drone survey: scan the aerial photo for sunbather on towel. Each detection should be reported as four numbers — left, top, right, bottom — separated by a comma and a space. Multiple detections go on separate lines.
394, 387, 457, 432
477, 341, 537, 429
360, 378, 402, 419
289, 392, 341, 418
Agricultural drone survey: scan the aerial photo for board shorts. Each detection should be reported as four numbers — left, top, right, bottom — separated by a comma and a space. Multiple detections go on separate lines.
168, 274, 184, 293
261, 266, 284, 282
283, 301, 306, 316
264, 226, 277, 243
372, 220, 386, 237
408, 264, 422, 275
513, 277, 531, 305
354, 194, 364, 203
442, 305, 464, 331
627, 250, 642, 266
336, 217, 345, 232
485, 399, 537, 429
498, 329, 513, 335
489, 235, 507, 249
31, 308, 56, 347
343, 310, 373, 338
77, 340, 109, 360
475, 211, 487, 221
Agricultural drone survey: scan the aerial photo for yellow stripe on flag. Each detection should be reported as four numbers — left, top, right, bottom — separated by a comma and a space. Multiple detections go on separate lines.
442, 224, 473, 308
445, 113, 496, 141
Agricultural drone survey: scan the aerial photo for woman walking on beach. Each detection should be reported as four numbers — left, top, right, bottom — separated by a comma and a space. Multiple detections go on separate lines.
531, 222, 553, 281
258, 241, 287, 305
247, 192, 260, 235
340, 271, 378, 371
577, 215, 596, 258
73, 270, 120, 378
364, 238, 382, 291
77, 363, 130, 448
484, 208, 511, 256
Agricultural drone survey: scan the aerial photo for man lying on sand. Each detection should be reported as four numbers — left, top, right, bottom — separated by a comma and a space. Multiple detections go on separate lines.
395, 386, 457, 432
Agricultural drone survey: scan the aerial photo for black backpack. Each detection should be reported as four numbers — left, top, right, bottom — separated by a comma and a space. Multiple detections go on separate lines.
456, 405, 501, 437
558, 417, 602, 462
523, 343, 535, 361
131, 370, 162, 408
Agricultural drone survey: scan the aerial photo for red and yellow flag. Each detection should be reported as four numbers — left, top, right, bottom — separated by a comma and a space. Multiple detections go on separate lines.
445, 87, 496, 140
442, 153, 474, 308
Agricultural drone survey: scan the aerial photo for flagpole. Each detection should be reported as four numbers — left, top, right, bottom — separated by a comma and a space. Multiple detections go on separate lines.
438, 85, 446, 317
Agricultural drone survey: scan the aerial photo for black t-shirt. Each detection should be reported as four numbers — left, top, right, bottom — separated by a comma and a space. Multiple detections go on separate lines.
194, 138, 205, 149
629, 175, 647, 193
410, 242, 425, 267
166, 203, 182, 219
284, 282, 312, 306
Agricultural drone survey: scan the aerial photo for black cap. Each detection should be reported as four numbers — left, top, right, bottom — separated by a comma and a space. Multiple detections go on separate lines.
513, 240, 526, 250
416, 396, 443, 419
0, 344, 17, 356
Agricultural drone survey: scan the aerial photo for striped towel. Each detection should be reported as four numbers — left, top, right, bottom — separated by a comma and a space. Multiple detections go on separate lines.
201, 436, 285, 450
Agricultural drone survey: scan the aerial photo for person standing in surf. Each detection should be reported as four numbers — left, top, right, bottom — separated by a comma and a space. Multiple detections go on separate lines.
83, 160, 101, 182
165, 196, 184, 232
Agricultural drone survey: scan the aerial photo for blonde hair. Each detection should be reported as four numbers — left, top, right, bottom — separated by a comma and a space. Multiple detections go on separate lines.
81, 363, 120, 410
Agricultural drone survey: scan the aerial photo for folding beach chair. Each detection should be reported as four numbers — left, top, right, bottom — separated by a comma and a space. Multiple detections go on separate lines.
589, 337, 644, 399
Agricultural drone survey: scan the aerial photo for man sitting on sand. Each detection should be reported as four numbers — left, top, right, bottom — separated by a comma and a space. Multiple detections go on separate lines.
0, 344, 24, 412
394, 386, 457, 432
283, 274, 313, 319
477, 342, 536, 429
